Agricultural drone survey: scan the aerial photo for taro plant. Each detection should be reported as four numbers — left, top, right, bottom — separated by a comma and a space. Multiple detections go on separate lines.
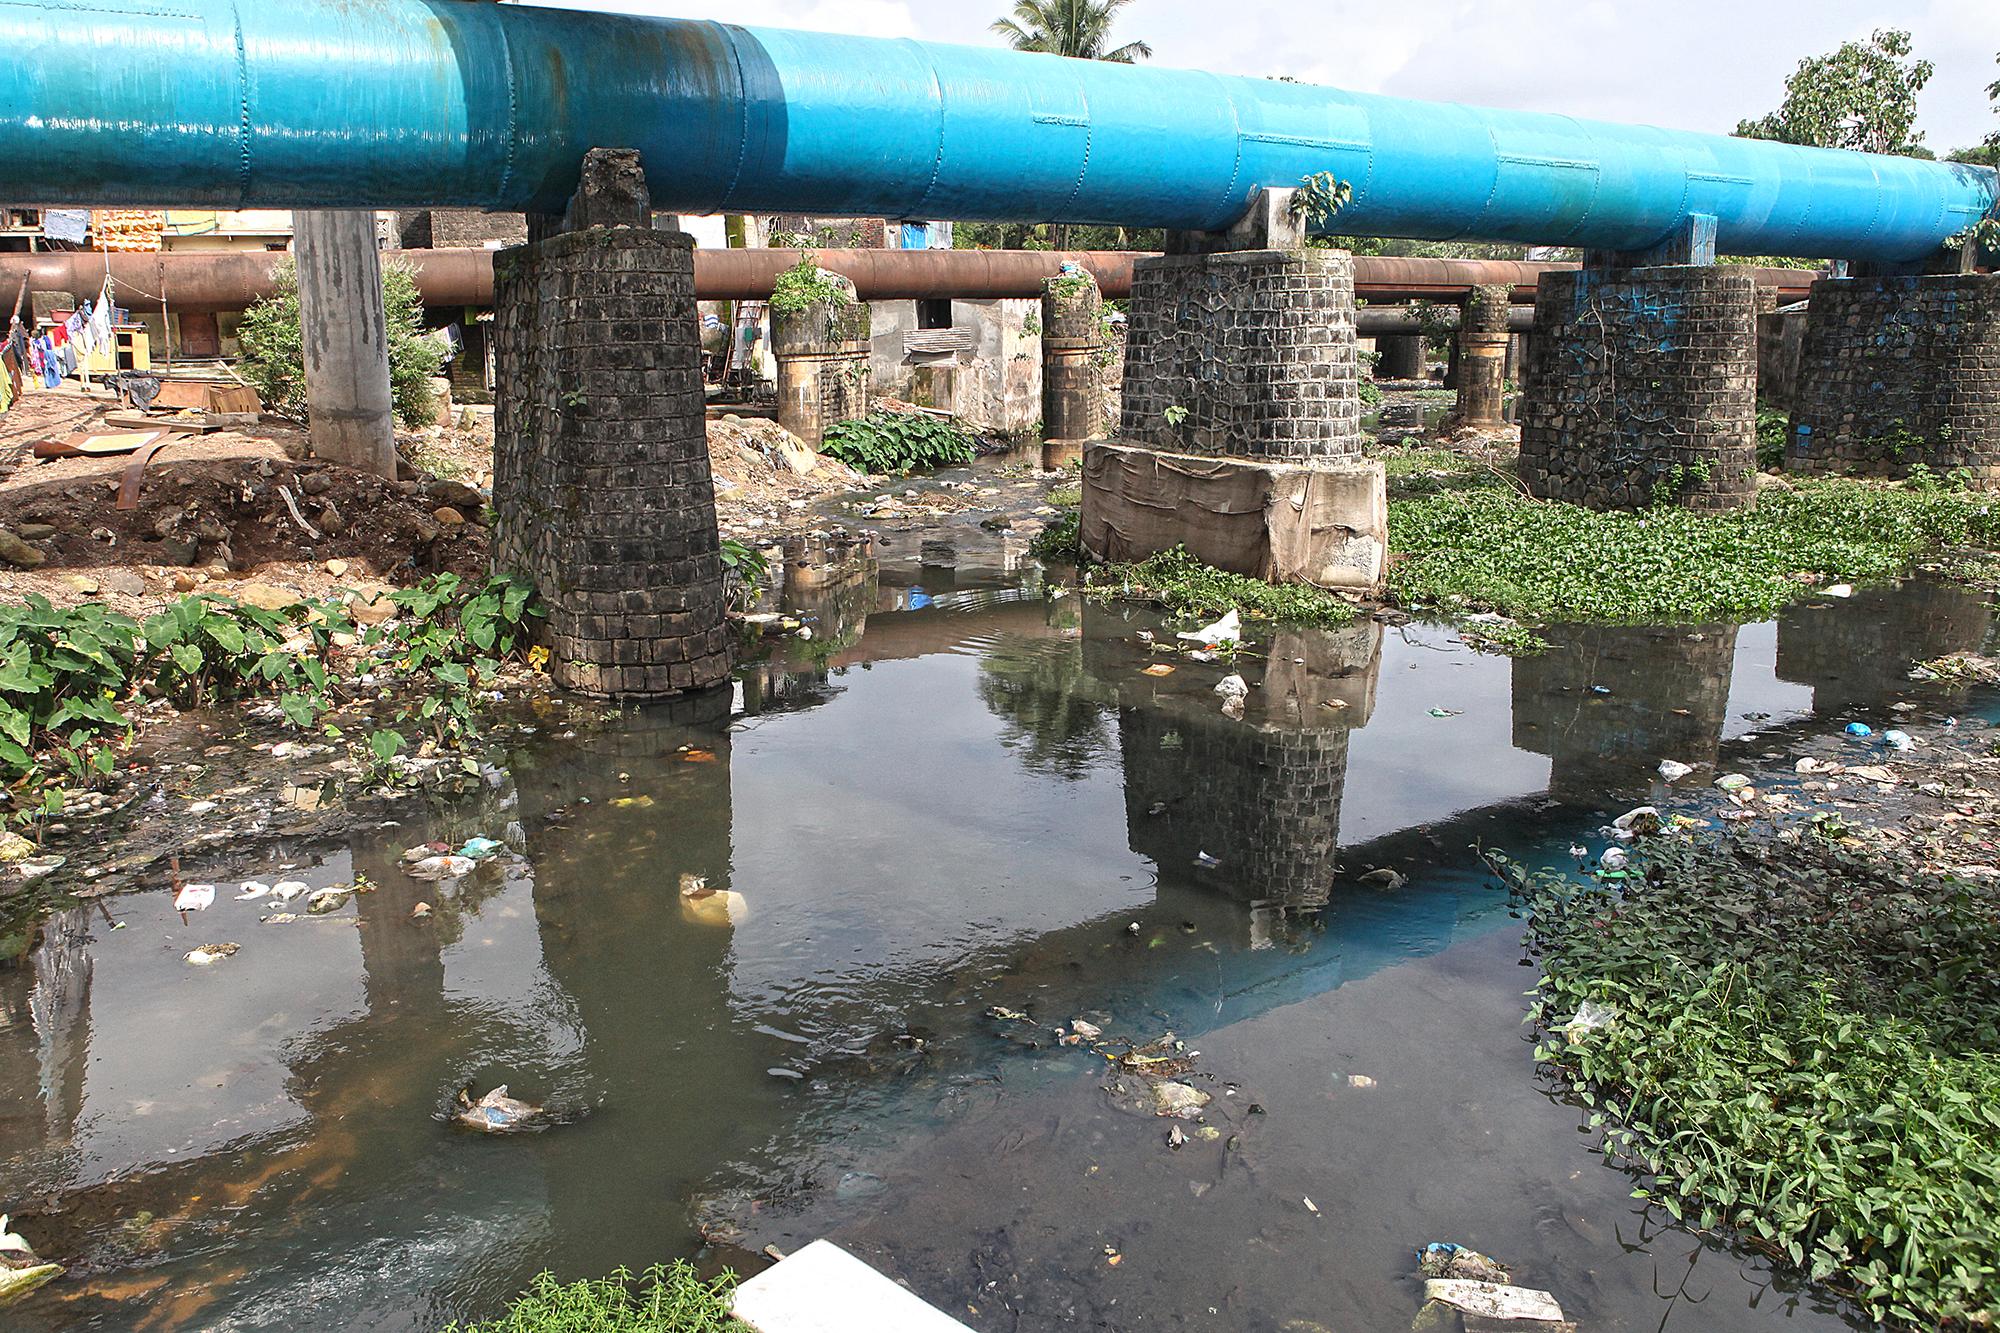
140, 594, 351, 730
0, 597, 139, 783
366, 573, 544, 752
820, 410, 977, 475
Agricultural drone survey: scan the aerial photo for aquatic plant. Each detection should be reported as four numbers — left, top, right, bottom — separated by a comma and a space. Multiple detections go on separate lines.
1390, 478, 2000, 623
1083, 545, 1356, 627
439, 1263, 738, 1333
1030, 510, 1081, 561
1511, 832, 2000, 1328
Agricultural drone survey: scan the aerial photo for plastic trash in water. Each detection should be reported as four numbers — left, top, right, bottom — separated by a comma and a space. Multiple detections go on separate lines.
271, 881, 310, 903
173, 883, 215, 913
1657, 760, 1694, 783
1613, 807, 1662, 836
1420, 1243, 1512, 1284
235, 881, 272, 901
1599, 847, 1630, 874
0, 1214, 63, 1308
1194, 851, 1222, 870
458, 836, 505, 860
1178, 610, 1242, 648
1714, 774, 1752, 792
1845, 722, 1874, 738
406, 856, 476, 882
1884, 730, 1915, 751
454, 1085, 543, 1134
1214, 675, 1249, 703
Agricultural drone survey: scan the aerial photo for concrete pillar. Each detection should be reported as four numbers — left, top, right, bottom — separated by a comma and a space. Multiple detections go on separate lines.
492, 148, 729, 698
1375, 333, 1424, 380
1452, 284, 1511, 429
1785, 272, 2000, 484
1082, 214, 1386, 590
771, 273, 870, 449
294, 209, 397, 476
1518, 265, 1758, 511
1504, 333, 1528, 387
1041, 268, 1106, 444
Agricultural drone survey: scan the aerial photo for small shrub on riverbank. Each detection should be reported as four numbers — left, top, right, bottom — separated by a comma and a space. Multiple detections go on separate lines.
1511, 833, 2000, 1327
1083, 546, 1356, 627
441, 1263, 737, 1332
238, 259, 443, 429
821, 411, 976, 475
1391, 479, 2000, 623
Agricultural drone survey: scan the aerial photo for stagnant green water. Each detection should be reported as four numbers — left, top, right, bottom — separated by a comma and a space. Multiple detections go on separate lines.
3, 526, 1993, 1331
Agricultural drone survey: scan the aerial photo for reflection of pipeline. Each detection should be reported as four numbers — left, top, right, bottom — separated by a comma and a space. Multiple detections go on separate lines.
0, 249, 1824, 316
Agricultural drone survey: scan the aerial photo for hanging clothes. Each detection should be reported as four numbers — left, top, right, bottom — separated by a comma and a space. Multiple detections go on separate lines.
62, 309, 86, 353
0, 352, 13, 414
54, 342, 77, 378
1, 343, 19, 408
86, 287, 114, 357
40, 209, 89, 246
34, 337, 60, 388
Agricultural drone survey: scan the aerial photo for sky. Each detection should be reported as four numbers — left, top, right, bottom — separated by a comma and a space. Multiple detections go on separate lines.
525, 0, 2000, 154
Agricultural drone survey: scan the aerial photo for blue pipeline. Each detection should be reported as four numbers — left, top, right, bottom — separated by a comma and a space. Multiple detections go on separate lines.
0, 0, 1993, 262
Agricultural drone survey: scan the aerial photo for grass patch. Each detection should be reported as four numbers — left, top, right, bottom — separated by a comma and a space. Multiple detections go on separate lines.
1047, 484, 1083, 509
441, 1264, 738, 1332
1390, 478, 2000, 623
1030, 510, 1081, 561
1511, 833, 2000, 1329
1379, 447, 1510, 501
1083, 546, 1355, 627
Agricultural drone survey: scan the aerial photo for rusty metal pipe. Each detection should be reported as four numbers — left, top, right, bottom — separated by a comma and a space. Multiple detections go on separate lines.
0, 248, 1822, 314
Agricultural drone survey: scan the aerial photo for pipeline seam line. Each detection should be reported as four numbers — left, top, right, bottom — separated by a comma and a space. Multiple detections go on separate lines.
715, 22, 754, 215
227, 1, 252, 205
1211, 73, 1244, 232
1548, 118, 1605, 248
1053, 79, 1094, 224
492, 8, 518, 208
908, 39, 950, 221
0, 1, 196, 16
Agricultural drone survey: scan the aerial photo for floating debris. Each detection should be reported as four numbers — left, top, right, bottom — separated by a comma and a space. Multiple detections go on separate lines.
184, 943, 240, 967
235, 881, 273, 901
173, 883, 215, 913
454, 1085, 544, 1134
1420, 1243, 1511, 1284
306, 888, 352, 916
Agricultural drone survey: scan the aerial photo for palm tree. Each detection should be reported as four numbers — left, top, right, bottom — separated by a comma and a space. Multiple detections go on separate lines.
991, 0, 1152, 64
990, 0, 1151, 248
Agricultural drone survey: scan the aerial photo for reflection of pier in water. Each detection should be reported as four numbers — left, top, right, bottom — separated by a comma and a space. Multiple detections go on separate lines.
1777, 580, 1995, 715
1512, 624, 1740, 800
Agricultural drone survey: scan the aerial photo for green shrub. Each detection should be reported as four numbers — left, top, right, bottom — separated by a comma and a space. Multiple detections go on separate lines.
821, 410, 977, 475
238, 259, 444, 430
1756, 404, 1791, 470
440, 1263, 737, 1333
1031, 510, 1081, 560
768, 253, 851, 315
1515, 832, 2000, 1328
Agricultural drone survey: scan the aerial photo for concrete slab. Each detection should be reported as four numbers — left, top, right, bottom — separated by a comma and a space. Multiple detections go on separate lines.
732, 1241, 974, 1333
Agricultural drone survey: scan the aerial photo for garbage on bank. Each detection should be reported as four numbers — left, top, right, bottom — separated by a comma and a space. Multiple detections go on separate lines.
0, 1214, 62, 1308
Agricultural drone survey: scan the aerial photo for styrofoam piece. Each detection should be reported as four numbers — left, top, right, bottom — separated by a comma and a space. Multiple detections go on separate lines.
1423, 1279, 1566, 1322
733, 1241, 973, 1333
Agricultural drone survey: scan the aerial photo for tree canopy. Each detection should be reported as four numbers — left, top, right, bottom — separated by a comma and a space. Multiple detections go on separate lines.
1735, 29, 1933, 157
991, 0, 1151, 63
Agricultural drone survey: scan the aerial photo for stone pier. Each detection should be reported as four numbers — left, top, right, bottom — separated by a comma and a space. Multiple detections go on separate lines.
1451, 283, 1511, 430
1041, 268, 1106, 445
1519, 258, 1758, 511
1375, 333, 1425, 380
492, 149, 730, 698
772, 273, 870, 449
1785, 269, 2000, 484
1080, 191, 1386, 590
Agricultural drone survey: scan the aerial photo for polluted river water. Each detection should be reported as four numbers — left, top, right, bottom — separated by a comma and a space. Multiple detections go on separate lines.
3, 511, 1995, 1332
